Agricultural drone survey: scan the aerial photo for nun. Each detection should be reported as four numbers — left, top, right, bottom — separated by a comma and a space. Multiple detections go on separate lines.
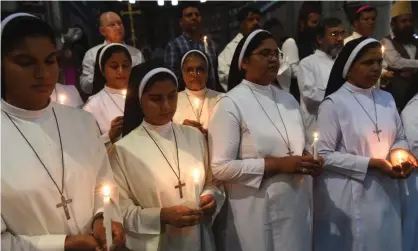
400, 84, 418, 251
109, 62, 224, 250
83, 43, 132, 145
208, 29, 322, 251
173, 50, 223, 134
314, 37, 418, 251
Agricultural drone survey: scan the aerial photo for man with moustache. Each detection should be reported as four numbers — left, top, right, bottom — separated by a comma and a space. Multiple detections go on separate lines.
381, 0, 418, 111
80, 12, 144, 94
218, 6, 261, 91
165, 2, 222, 92
344, 4, 377, 44
298, 18, 345, 144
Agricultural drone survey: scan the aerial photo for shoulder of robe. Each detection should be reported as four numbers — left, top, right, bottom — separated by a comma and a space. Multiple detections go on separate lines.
283, 38, 297, 47
173, 123, 205, 143
86, 44, 102, 55
52, 102, 97, 127
273, 86, 300, 109
83, 92, 102, 107
375, 88, 396, 106
299, 54, 314, 66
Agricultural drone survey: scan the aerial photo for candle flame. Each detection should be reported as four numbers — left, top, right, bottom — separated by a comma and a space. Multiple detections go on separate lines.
397, 151, 404, 164
203, 36, 207, 43
193, 168, 199, 183
102, 185, 111, 197
313, 132, 319, 139
121, 89, 127, 98
381, 46, 385, 54
194, 98, 200, 108
59, 94, 66, 104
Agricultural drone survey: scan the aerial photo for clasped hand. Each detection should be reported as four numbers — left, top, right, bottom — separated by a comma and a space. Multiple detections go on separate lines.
371, 149, 417, 179
183, 119, 208, 139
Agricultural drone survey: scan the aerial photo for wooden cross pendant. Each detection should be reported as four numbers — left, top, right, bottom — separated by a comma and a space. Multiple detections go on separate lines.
56, 195, 72, 220
373, 125, 382, 142
174, 180, 186, 199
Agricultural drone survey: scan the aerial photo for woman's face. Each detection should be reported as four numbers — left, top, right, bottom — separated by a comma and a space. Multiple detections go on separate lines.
241, 38, 280, 85
141, 79, 178, 126
347, 46, 383, 89
103, 52, 132, 89
181, 54, 208, 91
2, 36, 58, 109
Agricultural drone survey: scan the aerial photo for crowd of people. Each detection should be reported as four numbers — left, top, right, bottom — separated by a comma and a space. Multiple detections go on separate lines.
1, 1, 418, 251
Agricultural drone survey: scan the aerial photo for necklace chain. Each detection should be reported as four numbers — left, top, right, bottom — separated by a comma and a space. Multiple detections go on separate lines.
247, 86, 293, 155
185, 91, 207, 122
104, 90, 124, 113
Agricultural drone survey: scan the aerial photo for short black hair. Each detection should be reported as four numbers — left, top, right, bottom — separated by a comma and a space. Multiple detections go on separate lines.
263, 18, 283, 31
237, 6, 261, 23
178, 1, 200, 19
316, 17, 342, 38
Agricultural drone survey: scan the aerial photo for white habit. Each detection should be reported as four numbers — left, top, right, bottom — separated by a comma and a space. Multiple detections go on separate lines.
80, 42, 144, 94
173, 87, 223, 129
314, 82, 409, 251
83, 86, 125, 144
218, 33, 244, 91
1, 100, 120, 250
400, 93, 418, 251
298, 49, 335, 144
208, 80, 312, 251
50, 83, 84, 108
344, 31, 362, 45
110, 122, 225, 251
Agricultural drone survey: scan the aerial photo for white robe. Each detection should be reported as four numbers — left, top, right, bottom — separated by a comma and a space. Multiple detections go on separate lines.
110, 121, 225, 251
218, 33, 244, 91
314, 82, 409, 251
50, 83, 84, 108
208, 80, 312, 251
83, 86, 125, 144
1, 100, 120, 251
80, 41, 144, 94
173, 88, 223, 129
400, 93, 418, 251
344, 31, 362, 45
298, 50, 335, 145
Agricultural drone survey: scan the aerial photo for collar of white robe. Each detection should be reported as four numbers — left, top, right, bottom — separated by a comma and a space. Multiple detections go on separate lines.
181, 49, 209, 70
342, 38, 380, 79
238, 29, 271, 70
1, 13, 37, 37
98, 43, 125, 72
139, 67, 178, 101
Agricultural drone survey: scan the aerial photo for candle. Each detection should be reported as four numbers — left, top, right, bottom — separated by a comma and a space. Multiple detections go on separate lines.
58, 94, 66, 105
121, 89, 127, 99
203, 36, 209, 55
312, 132, 319, 160
193, 168, 200, 209
381, 45, 385, 55
396, 151, 410, 196
193, 98, 200, 123
102, 185, 113, 250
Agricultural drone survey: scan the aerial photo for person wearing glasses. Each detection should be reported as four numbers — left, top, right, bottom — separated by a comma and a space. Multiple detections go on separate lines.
209, 29, 323, 251
298, 18, 345, 145
173, 50, 223, 137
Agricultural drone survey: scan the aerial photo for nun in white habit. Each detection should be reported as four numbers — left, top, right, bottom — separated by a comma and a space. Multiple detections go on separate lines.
50, 83, 84, 108
83, 43, 132, 145
173, 49, 223, 133
109, 62, 224, 251
314, 37, 417, 251
208, 29, 323, 251
400, 87, 418, 251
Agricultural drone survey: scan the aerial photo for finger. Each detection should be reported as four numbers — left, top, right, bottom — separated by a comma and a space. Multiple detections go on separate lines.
296, 166, 316, 175
201, 199, 216, 212
301, 155, 314, 161
181, 215, 201, 226
299, 162, 321, 170
181, 207, 203, 216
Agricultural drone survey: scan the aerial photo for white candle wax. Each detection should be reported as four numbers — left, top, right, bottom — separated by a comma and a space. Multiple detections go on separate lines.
203, 36, 209, 55
313, 132, 319, 160
194, 98, 200, 124
193, 168, 200, 209
102, 185, 113, 250
397, 152, 410, 196
381, 45, 385, 55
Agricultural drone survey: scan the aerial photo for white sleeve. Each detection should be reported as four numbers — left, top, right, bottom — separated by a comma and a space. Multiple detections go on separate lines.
402, 99, 418, 157
136, 50, 145, 64
282, 38, 300, 78
80, 49, 95, 94
381, 38, 418, 69
317, 99, 370, 181
83, 102, 111, 144
208, 97, 265, 189
217, 47, 230, 92
298, 58, 324, 113
389, 99, 409, 151
109, 147, 161, 236
1, 216, 66, 251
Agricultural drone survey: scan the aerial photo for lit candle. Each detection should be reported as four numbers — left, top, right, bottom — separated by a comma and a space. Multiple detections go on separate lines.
59, 94, 67, 105
381, 45, 385, 55
193, 98, 200, 123
203, 36, 209, 55
312, 132, 319, 160
102, 185, 113, 250
121, 89, 127, 99
397, 151, 410, 196
193, 168, 200, 209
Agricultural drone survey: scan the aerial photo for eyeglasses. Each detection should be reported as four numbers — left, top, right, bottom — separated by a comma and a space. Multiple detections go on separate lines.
251, 49, 281, 60
183, 67, 207, 76
330, 31, 346, 38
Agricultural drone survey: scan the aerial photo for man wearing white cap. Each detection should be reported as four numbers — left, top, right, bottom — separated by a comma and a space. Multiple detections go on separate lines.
381, 0, 418, 111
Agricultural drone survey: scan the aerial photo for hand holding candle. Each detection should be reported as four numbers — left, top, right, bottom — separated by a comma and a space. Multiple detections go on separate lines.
312, 132, 319, 160
102, 185, 113, 250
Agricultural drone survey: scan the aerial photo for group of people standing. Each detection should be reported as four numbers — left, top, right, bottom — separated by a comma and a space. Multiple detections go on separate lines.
1, 1, 418, 251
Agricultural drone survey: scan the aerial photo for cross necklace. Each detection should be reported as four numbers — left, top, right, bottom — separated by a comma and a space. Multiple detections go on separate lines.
143, 125, 185, 198
185, 91, 207, 123
248, 86, 294, 155
346, 88, 382, 142
3, 108, 72, 220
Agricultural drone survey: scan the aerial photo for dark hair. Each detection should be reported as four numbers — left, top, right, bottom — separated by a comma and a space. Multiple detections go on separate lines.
1, 14, 56, 98
344, 4, 377, 25
237, 6, 261, 23
263, 18, 283, 31
179, 50, 209, 88
91, 44, 132, 95
122, 61, 177, 136
325, 37, 381, 97
316, 17, 342, 38
178, 1, 200, 19
227, 31, 274, 91
298, 2, 321, 30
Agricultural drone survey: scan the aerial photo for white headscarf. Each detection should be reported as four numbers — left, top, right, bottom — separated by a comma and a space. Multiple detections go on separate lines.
98, 43, 126, 72
138, 67, 178, 101
1, 13, 37, 37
